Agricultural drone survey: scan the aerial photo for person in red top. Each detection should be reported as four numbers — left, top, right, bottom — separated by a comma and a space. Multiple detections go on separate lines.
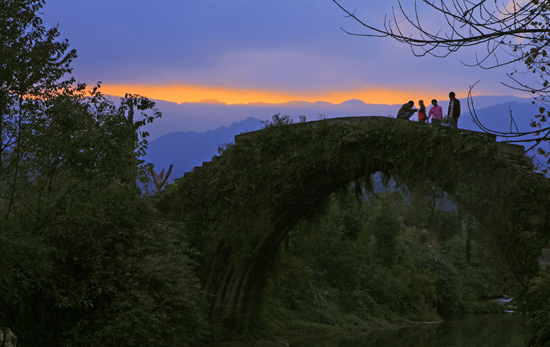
417, 100, 427, 123
428, 99, 443, 125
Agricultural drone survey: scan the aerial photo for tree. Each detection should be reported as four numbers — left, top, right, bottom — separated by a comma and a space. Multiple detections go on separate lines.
1, 3, 79, 334
332, 0, 550, 165
371, 211, 401, 267
0, 1, 208, 345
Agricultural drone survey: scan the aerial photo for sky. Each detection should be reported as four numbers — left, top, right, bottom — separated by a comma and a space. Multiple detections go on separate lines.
40, 0, 534, 108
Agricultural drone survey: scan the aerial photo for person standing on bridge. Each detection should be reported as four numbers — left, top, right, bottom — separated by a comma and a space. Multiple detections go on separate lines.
417, 100, 427, 123
447, 92, 461, 128
396, 101, 418, 120
428, 99, 443, 125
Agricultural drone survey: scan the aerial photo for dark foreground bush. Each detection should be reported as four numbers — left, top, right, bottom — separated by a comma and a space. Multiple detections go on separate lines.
1, 183, 209, 347
523, 273, 550, 347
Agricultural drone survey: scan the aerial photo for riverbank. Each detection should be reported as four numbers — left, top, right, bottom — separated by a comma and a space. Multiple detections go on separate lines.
193, 311, 522, 347
194, 297, 507, 346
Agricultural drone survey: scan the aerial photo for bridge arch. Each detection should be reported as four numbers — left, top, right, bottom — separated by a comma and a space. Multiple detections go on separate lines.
159, 116, 550, 327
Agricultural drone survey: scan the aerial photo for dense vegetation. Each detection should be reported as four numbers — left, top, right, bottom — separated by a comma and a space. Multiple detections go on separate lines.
0, 1, 207, 345
3, 1, 550, 346
243, 184, 512, 340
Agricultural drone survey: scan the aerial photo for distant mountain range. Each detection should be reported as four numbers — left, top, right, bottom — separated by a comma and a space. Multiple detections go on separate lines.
141, 95, 533, 140
142, 95, 545, 182
459, 100, 539, 133
144, 117, 264, 179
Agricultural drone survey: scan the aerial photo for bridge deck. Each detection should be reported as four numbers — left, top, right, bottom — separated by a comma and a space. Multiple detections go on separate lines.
235, 116, 499, 141
184, 115, 535, 178
233, 115, 536, 156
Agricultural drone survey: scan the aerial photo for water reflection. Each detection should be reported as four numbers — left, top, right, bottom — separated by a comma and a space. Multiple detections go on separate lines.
290, 314, 524, 347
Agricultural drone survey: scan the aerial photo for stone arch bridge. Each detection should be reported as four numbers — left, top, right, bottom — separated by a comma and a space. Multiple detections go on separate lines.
159, 116, 550, 328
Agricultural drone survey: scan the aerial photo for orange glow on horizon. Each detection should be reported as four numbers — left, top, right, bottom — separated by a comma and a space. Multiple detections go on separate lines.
99, 83, 482, 106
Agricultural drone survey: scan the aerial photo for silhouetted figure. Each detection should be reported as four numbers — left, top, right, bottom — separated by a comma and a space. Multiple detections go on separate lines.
417, 100, 427, 123
428, 99, 443, 125
396, 101, 418, 120
448, 92, 461, 128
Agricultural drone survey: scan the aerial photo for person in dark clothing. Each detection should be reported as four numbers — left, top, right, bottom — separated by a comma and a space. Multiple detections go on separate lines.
447, 91, 461, 128
396, 101, 418, 120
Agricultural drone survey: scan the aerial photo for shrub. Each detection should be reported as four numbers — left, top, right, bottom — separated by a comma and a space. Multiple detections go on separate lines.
523, 274, 550, 347
371, 212, 401, 267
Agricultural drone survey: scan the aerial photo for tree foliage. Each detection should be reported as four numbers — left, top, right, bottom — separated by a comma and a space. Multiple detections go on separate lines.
0, 1, 208, 345
370, 204, 401, 267
523, 273, 550, 347
258, 186, 508, 338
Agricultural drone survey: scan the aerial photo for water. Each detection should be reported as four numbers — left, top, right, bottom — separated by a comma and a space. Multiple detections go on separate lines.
289, 313, 524, 347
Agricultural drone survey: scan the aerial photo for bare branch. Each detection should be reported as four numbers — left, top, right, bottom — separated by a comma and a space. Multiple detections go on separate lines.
150, 164, 173, 193
333, 0, 550, 167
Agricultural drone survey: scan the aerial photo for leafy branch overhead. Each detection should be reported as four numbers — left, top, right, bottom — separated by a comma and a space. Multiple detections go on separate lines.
333, 0, 550, 163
